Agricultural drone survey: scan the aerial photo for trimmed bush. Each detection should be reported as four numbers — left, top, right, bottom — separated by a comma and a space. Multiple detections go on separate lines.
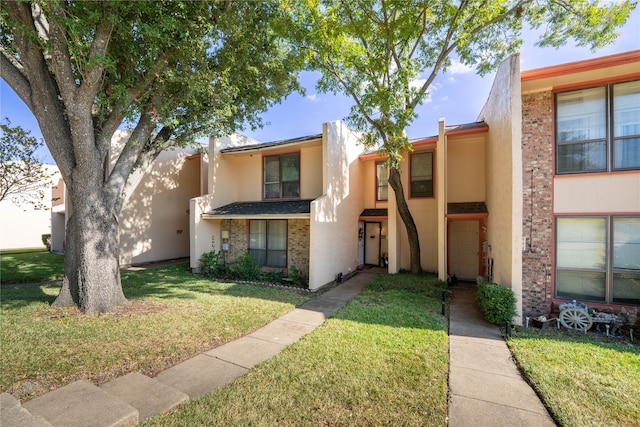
476, 279, 517, 324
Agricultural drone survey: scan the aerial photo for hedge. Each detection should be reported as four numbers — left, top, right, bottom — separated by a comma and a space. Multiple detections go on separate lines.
476, 278, 517, 325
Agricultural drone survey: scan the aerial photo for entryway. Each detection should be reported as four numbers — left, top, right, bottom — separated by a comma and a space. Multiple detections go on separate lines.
364, 222, 381, 266
449, 220, 480, 280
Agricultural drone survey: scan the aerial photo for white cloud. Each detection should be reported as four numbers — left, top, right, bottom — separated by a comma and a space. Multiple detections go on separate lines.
306, 94, 319, 102
448, 59, 474, 75
441, 96, 448, 101
409, 78, 426, 90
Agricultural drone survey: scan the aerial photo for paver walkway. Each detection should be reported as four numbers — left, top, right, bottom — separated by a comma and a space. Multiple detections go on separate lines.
448, 281, 557, 426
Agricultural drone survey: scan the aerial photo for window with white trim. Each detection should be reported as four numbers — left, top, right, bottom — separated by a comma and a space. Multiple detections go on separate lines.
264, 153, 300, 199
556, 80, 640, 174
555, 216, 640, 305
249, 219, 287, 268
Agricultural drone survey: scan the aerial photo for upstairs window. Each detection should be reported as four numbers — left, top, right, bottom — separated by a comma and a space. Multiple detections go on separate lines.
410, 152, 434, 197
376, 162, 388, 201
264, 153, 300, 199
556, 80, 640, 174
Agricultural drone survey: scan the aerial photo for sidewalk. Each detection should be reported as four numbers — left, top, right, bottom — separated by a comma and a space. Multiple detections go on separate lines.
1, 269, 377, 427
447, 281, 557, 427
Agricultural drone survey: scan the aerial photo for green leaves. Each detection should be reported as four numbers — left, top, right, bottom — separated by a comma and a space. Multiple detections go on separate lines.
292, 0, 635, 163
0, 119, 54, 210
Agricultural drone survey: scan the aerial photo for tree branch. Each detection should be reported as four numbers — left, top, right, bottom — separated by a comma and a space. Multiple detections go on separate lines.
0, 51, 33, 111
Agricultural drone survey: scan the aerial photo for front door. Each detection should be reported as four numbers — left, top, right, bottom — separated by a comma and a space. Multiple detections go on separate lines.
364, 222, 381, 265
449, 220, 480, 280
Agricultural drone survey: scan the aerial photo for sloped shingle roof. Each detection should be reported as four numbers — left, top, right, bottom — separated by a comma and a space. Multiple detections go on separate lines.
447, 202, 488, 215
204, 199, 314, 217
360, 208, 388, 217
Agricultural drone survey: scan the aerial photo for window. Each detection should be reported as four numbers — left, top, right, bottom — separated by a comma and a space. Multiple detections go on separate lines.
376, 162, 388, 201
556, 80, 640, 174
264, 153, 300, 199
555, 216, 640, 305
410, 152, 434, 197
249, 219, 287, 268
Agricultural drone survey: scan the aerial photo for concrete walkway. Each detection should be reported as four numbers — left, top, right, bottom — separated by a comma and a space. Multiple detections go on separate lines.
448, 281, 557, 427
1, 270, 377, 427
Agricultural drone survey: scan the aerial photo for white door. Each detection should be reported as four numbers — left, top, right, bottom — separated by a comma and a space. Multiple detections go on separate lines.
365, 222, 381, 265
449, 220, 480, 280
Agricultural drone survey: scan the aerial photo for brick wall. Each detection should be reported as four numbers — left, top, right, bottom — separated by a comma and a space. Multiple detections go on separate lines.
521, 91, 555, 316
287, 219, 310, 278
222, 219, 248, 261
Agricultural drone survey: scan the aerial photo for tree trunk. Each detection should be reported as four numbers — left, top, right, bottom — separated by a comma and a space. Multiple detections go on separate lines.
52, 191, 127, 313
388, 167, 422, 274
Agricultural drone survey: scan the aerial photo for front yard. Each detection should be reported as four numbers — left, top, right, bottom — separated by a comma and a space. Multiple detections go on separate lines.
142, 273, 450, 426
508, 327, 640, 427
1, 250, 639, 426
0, 264, 308, 401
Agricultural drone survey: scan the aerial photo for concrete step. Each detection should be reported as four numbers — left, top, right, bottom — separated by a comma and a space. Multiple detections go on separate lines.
22, 380, 138, 427
100, 372, 189, 422
1, 393, 53, 427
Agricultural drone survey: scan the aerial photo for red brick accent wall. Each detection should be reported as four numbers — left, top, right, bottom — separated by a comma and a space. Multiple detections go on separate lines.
521, 91, 555, 316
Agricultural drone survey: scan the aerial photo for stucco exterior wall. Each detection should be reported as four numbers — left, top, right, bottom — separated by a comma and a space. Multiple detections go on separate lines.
119, 148, 201, 266
309, 121, 364, 289
191, 134, 260, 269
554, 173, 640, 213
0, 165, 60, 250
477, 54, 524, 324
447, 136, 486, 202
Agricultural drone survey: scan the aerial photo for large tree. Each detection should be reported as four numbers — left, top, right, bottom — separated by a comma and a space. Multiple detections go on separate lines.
1, 0, 303, 313
0, 118, 54, 210
292, 0, 635, 273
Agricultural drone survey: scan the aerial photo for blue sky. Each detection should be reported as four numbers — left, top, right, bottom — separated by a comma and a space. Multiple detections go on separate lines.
1, 8, 638, 164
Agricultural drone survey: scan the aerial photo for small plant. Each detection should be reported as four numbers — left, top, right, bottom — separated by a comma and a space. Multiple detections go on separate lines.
287, 265, 304, 287
262, 269, 286, 283
199, 238, 228, 278
476, 278, 517, 325
229, 253, 262, 281
41, 234, 51, 251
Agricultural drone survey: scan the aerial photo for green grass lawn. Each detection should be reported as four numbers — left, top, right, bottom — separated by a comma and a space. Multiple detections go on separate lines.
0, 264, 309, 401
1, 249, 64, 283
508, 327, 640, 427
142, 273, 450, 427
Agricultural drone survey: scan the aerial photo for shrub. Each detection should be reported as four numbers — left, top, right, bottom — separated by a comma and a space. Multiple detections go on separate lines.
229, 253, 262, 281
287, 265, 305, 287
262, 269, 286, 283
476, 279, 517, 325
41, 234, 51, 251
199, 249, 228, 278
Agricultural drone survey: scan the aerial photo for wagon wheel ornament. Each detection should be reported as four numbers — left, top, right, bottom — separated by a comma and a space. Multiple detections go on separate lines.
559, 308, 593, 331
